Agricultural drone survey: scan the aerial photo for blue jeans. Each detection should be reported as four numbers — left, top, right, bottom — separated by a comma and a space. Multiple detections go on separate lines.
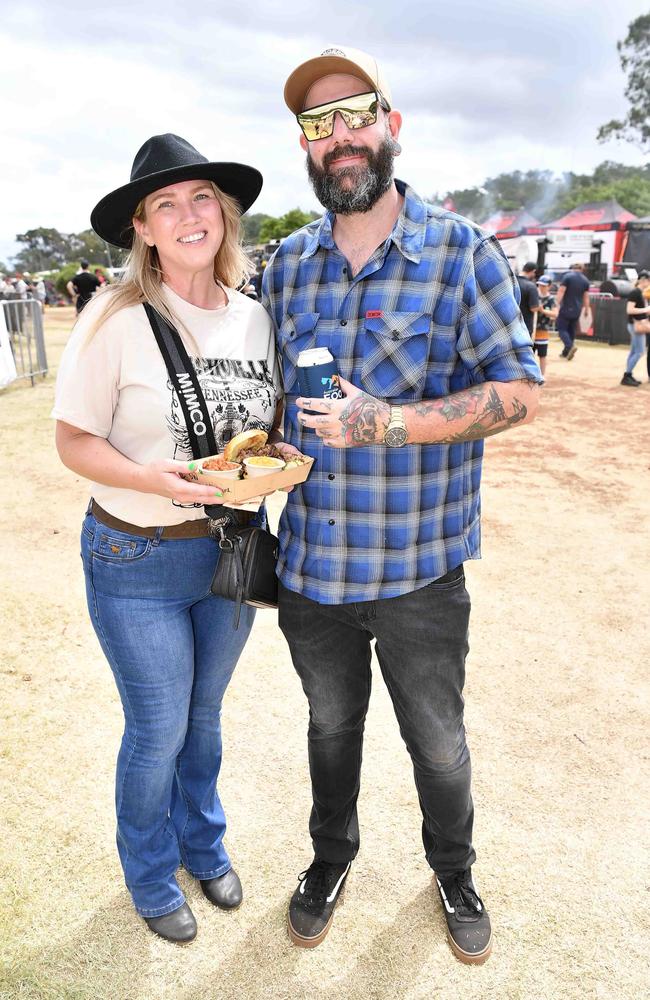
556, 313, 579, 351
278, 565, 476, 875
626, 326, 646, 374
80, 509, 255, 917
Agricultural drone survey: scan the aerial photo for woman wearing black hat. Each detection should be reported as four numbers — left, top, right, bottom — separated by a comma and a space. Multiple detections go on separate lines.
53, 135, 287, 942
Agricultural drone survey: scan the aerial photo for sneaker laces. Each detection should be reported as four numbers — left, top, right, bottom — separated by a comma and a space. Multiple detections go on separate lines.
297, 860, 340, 910
440, 870, 484, 918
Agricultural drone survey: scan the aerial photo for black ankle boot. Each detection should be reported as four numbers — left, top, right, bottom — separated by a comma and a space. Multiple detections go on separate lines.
200, 868, 243, 910
144, 901, 197, 943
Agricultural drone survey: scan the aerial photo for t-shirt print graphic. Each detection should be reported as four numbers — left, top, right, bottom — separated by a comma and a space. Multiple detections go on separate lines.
166, 357, 276, 459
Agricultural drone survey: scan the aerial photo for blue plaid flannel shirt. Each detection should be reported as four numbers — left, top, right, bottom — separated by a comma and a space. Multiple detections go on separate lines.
263, 180, 542, 604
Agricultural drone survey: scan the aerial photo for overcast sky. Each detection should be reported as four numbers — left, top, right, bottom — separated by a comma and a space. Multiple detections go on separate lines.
1, 0, 648, 266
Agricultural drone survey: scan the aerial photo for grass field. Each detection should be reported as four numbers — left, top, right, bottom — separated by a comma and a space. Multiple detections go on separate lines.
1, 309, 648, 1000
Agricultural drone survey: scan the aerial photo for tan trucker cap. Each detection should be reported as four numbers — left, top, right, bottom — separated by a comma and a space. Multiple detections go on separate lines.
284, 45, 392, 114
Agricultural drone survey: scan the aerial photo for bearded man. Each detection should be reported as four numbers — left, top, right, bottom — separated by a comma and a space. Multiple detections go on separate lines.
262, 46, 543, 964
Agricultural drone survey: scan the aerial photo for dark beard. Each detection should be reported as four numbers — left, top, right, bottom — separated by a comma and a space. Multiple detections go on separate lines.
306, 133, 398, 215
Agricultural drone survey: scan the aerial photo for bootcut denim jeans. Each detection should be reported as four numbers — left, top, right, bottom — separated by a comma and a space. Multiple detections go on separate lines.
278, 565, 476, 875
80, 508, 255, 917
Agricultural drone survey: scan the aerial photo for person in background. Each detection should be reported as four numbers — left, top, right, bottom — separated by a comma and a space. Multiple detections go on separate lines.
251, 265, 264, 298
621, 269, 650, 386
5, 275, 27, 333
534, 275, 557, 377
555, 262, 591, 361
34, 278, 47, 312
516, 262, 540, 340
44, 279, 57, 306
94, 267, 108, 288
66, 260, 101, 314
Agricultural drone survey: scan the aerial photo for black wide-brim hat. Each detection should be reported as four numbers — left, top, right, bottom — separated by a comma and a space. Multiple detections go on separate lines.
91, 133, 263, 249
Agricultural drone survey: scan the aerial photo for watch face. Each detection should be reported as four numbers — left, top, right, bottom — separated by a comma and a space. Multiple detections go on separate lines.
384, 425, 408, 447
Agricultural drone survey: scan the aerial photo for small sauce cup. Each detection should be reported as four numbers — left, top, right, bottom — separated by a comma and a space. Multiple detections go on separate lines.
243, 457, 286, 477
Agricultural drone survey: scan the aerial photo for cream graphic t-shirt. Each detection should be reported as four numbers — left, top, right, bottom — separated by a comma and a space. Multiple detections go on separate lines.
53, 284, 282, 526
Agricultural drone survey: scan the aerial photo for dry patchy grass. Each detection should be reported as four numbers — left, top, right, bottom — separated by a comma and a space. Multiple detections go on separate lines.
1, 314, 648, 1000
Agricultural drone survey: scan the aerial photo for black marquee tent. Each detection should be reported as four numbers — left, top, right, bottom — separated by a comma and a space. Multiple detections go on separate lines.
621, 217, 650, 272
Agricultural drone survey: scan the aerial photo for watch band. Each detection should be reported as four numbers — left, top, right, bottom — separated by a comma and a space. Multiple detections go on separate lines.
383, 404, 408, 447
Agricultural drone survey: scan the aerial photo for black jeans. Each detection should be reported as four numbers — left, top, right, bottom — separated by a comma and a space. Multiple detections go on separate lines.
278, 566, 476, 875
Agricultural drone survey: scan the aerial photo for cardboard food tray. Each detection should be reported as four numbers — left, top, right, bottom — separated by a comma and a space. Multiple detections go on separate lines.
183, 455, 314, 503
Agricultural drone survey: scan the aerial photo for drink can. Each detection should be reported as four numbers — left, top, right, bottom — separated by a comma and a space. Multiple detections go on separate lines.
297, 347, 344, 407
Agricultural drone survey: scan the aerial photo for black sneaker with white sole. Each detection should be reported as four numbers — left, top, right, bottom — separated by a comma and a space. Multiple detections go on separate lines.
435, 869, 492, 964
288, 859, 350, 947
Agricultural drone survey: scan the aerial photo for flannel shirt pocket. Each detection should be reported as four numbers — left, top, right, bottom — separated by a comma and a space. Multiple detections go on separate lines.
278, 312, 320, 393
361, 312, 431, 399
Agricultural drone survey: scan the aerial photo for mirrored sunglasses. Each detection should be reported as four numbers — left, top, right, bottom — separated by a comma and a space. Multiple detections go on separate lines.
297, 91, 388, 141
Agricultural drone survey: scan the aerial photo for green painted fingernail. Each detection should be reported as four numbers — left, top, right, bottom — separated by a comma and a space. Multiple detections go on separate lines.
214, 490, 223, 497
188, 461, 196, 471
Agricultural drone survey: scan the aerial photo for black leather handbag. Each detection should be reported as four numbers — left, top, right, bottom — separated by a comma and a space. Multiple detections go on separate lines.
144, 305, 279, 629
210, 519, 279, 628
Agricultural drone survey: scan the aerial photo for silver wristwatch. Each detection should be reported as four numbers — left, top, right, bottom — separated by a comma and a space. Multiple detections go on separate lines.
383, 405, 408, 447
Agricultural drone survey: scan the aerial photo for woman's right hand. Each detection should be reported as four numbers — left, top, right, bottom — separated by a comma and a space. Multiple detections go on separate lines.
136, 459, 225, 504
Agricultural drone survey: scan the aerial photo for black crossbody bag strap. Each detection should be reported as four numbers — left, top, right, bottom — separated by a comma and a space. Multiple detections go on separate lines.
144, 303, 232, 525
143, 302, 277, 628
144, 303, 218, 458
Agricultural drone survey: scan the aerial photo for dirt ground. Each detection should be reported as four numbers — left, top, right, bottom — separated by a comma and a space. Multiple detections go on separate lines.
1, 308, 648, 1000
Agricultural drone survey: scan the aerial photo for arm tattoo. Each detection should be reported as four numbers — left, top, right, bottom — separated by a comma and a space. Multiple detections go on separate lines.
439, 391, 527, 443
410, 382, 533, 444
340, 395, 389, 446
413, 384, 485, 422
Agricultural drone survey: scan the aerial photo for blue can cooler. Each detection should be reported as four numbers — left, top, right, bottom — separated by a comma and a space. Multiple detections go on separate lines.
297, 348, 344, 413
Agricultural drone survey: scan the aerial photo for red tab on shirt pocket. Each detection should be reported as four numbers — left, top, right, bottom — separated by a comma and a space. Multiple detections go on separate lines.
365, 310, 383, 318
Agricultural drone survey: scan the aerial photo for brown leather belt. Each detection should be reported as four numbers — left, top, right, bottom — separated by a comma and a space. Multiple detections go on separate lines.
90, 499, 213, 539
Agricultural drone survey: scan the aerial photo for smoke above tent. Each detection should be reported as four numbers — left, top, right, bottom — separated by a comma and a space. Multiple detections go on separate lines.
545, 199, 637, 230
481, 209, 541, 236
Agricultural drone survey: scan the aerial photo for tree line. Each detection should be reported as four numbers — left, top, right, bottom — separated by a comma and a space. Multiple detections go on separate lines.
2, 227, 128, 277
434, 161, 650, 225
2, 210, 323, 275
5, 158, 649, 277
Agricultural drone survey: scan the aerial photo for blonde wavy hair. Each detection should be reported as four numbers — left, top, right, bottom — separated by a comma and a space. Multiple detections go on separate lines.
82, 182, 254, 348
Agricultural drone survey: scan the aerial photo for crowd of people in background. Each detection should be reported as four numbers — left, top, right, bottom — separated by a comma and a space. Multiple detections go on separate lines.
515, 260, 650, 386
2, 252, 649, 389
2, 253, 268, 315
0, 265, 111, 314
0, 272, 50, 309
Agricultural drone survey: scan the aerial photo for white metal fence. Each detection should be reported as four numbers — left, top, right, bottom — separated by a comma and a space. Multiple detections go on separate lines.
0, 298, 48, 388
